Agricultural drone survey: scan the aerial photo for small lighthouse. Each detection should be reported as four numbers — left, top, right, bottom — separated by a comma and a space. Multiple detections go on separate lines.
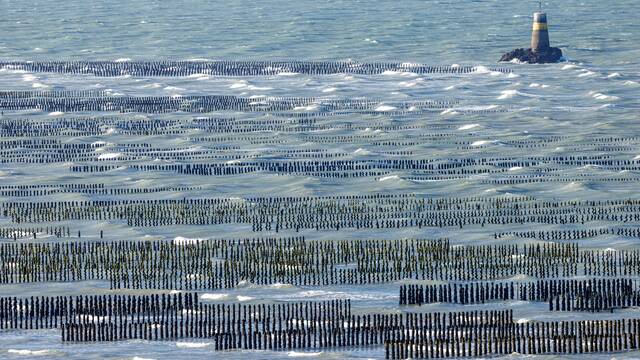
531, 12, 550, 52
500, 3, 563, 64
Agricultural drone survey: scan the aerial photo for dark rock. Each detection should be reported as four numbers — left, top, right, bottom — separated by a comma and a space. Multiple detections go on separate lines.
499, 47, 563, 64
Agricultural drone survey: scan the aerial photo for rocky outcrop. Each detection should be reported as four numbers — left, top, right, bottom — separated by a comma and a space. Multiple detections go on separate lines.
500, 47, 563, 64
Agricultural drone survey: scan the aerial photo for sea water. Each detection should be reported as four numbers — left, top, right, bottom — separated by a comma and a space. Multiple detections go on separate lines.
0, 0, 639, 359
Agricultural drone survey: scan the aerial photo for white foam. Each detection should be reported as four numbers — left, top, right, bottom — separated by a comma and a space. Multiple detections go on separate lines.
176, 342, 211, 348
321, 87, 337, 93
22, 74, 38, 82
507, 72, 520, 78
48, 111, 64, 116
287, 352, 322, 357
237, 295, 254, 302
7, 349, 52, 356
509, 166, 524, 171
590, 92, 619, 101
440, 109, 460, 116
277, 72, 299, 76
270, 283, 294, 289
577, 70, 596, 77
607, 72, 621, 78
247, 85, 272, 91
623, 81, 638, 86
458, 124, 480, 130
132, 357, 156, 360
379, 175, 400, 182
381, 70, 416, 77
32, 82, 49, 88
164, 86, 185, 91
142, 83, 162, 89
353, 148, 371, 155
471, 140, 492, 147
97, 152, 122, 160
375, 105, 396, 112
473, 65, 502, 76
516, 318, 531, 324
497, 89, 519, 100
399, 79, 423, 88
561, 64, 578, 70
187, 73, 209, 78
114, 58, 132, 62
292, 104, 319, 111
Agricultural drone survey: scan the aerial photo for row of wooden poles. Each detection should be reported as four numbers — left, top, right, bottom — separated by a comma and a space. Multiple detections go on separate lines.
400, 278, 639, 311
2, 292, 639, 358
0, 60, 511, 76
3, 238, 640, 288
385, 318, 640, 358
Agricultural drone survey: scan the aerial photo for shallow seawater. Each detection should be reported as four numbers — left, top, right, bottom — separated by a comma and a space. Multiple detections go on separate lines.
0, 0, 640, 359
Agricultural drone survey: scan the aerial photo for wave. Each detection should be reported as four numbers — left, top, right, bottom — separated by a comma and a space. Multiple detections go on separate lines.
287, 352, 323, 357
22, 74, 38, 82
577, 70, 596, 77
379, 175, 400, 182
187, 73, 209, 78
497, 89, 519, 100
176, 342, 211, 348
97, 152, 122, 160
200, 293, 229, 301
529, 83, 549, 88
269, 282, 294, 289
458, 124, 480, 130
440, 108, 460, 116
141, 83, 162, 89
164, 86, 185, 91
353, 148, 372, 155
473, 65, 502, 76
471, 140, 498, 147
7, 349, 52, 356
589, 91, 619, 101
381, 70, 416, 77
375, 105, 396, 112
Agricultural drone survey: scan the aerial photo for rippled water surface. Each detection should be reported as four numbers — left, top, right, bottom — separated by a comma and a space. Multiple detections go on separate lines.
0, 0, 640, 359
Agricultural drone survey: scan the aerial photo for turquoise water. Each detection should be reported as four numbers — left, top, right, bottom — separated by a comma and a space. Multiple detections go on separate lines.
0, 0, 640, 359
